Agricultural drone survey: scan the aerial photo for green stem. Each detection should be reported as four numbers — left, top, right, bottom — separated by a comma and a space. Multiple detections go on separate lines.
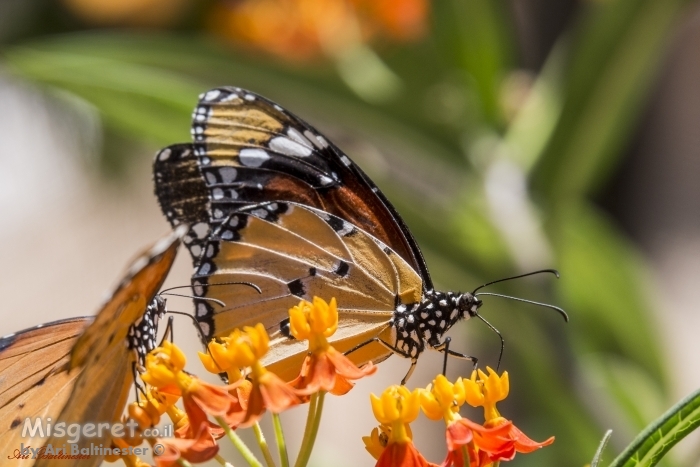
215, 454, 231, 466
216, 416, 263, 467
273, 413, 290, 467
177, 460, 193, 467
253, 421, 277, 467
294, 391, 326, 467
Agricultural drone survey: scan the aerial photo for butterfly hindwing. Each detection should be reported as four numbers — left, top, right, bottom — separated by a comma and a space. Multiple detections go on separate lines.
191, 201, 428, 380
153, 143, 211, 264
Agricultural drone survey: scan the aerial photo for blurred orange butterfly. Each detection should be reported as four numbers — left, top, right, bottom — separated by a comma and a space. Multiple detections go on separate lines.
0, 227, 184, 466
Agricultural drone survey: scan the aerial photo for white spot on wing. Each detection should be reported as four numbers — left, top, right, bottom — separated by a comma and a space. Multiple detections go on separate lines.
158, 148, 171, 161
192, 223, 209, 239
287, 128, 313, 148
316, 135, 329, 148
239, 148, 271, 167
190, 244, 202, 257
204, 90, 221, 101
219, 167, 237, 183
269, 136, 313, 157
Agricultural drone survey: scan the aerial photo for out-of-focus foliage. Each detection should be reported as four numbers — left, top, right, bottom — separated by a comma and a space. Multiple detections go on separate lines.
1, 0, 697, 465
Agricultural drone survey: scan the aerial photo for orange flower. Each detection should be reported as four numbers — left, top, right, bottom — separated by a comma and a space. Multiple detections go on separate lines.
139, 341, 245, 462
199, 324, 299, 427
420, 374, 514, 467
461, 368, 555, 465
289, 297, 376, 396
365, 385, 437, 467
209, 0, 428, 62
154, 421, 220, 467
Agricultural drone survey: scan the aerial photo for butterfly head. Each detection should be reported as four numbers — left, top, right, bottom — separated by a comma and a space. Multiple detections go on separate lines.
456, 291, 482, 319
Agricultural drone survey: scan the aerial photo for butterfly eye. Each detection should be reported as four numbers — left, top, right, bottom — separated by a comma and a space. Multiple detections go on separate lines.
459, 293, 481, 317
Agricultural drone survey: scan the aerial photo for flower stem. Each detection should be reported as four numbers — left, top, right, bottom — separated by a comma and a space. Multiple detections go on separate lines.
216, 416, 263, 467
253, 421, 277, 467
294, 391, 326, 467
273, 413, 290, 467
177, 460, 193, 467
215, 454, 234, 466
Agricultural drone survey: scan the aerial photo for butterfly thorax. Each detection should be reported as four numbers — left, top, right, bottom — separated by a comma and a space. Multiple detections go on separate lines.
128, 295, 166, 364
391, 290, 481, 359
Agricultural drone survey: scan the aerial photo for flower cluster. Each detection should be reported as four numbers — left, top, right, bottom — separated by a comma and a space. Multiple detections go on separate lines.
103, 296, 553, 467
105, 296, 376, 467
209, 0, 428, 62
364, 369, 554, 467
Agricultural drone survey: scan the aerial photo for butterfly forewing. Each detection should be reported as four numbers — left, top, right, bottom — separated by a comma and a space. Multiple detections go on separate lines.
190, 87, 432, 288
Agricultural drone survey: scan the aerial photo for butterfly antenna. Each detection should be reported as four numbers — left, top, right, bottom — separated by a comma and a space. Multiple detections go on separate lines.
476, 292, 569, 322
160, 284, 195, 294
162, 293, 225, 307
472, 269, 560, 294
475, 313, 504, 371
442, 337, 451, 376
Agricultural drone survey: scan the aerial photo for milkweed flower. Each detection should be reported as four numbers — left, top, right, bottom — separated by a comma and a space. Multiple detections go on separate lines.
462, 368, 555, 464
289, 297, 376, 396
199, 323, 300, 427
208, 0, 428, 62
139, 341, 250, 462
366, 385, 437, 467
421, 374, 513, 467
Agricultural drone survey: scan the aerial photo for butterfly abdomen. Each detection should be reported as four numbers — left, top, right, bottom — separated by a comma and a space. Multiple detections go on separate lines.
128, 295, 167, 364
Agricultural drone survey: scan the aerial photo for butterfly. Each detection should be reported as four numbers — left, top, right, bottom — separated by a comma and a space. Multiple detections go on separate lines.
0, 227, 183, 466
154, 87, 566, 383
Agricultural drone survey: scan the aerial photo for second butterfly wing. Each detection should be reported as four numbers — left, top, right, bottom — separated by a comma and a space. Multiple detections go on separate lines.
0, 318, 90, 467
0, 228, 182, 466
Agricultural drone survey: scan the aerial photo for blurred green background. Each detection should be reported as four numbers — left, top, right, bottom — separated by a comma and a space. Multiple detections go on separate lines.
1, 0, 699, 466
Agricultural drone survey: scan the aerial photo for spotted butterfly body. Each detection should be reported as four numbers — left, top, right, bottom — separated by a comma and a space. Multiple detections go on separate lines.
0, 229, 182, 466
154, 88, 481, 382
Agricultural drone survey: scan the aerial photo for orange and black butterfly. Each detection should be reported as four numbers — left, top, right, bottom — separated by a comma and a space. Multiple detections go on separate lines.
0, 228, 183, 466
154, 88, 566, 382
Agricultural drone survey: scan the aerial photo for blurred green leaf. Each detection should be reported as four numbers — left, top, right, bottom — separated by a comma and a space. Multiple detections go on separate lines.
553, 202, 666, 385
432, 0, 513, 127
607, 389, 700, 467
533, 0, 692, 202
4, 46, 200, 144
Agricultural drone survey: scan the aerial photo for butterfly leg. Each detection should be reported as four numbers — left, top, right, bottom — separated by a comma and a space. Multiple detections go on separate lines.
344, 337, 418, 385
432, 340, 478, 369
159, 316, 175, 347
401, 359, 418, 386
132, 362, 146, 403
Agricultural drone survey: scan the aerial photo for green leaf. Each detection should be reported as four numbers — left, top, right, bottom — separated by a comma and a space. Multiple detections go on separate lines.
553, 202, 666, 384
432, 0, 512, 127
607, 389, 700, 467
533, 0, 692, 202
